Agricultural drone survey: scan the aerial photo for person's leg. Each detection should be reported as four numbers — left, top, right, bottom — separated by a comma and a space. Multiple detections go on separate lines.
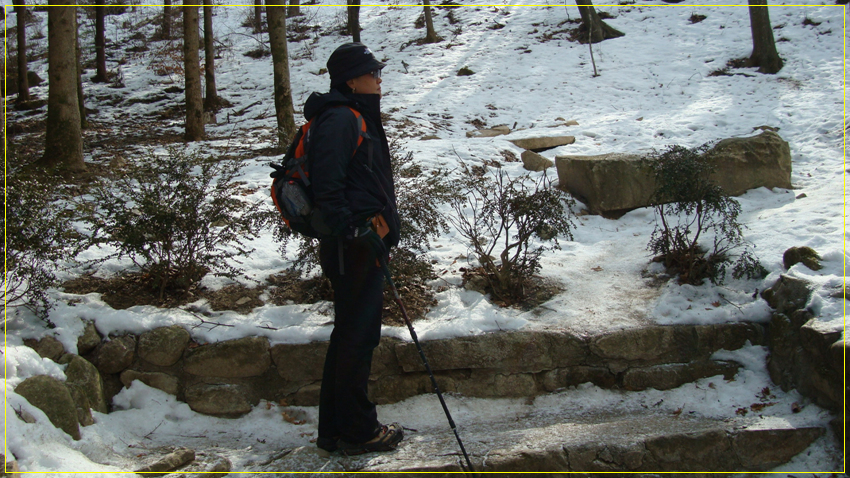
325, 240, 385, 444
317, 240, 342, 448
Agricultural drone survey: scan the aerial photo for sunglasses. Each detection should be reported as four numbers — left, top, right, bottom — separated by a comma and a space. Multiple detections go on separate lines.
371, 69, 383, 79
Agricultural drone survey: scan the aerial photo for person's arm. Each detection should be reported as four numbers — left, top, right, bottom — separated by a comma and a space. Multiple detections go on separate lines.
309, 108, 360, 236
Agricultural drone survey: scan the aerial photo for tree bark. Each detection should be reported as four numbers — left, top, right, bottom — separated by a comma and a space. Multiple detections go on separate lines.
183, 6, 204, 141
287, 0, 300, 18
748, 1, 783, 74
163, 0, 172, 39
254, 0, 263, 33
42, 4, 85, 172
93, 5, 107, 82
348, 4, 360, 43
14, 3, 29, 101
576, 0, 624, 43
423, 0, 440, 43
75, 8, 86, 129
267, 6, 296, 146
203, 1, 218, 111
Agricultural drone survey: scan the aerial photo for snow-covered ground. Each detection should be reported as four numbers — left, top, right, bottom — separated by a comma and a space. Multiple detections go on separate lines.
3, 0, 846, 474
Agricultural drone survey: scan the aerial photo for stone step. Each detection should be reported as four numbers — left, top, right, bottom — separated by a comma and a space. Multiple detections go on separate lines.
257, 408, 824, 474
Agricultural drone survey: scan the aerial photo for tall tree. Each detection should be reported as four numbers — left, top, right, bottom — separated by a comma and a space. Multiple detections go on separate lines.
287, 0, 300, 18
203, 1, 219, 111
747, 1, 783, 74
254, 0, 263, 33
347, 3, 360, 42
422, 0, 439, 43
14, 3, 30, 102
41, 4, 85, 172
163, 0, 172, 39
575, 0, 624, 43
75, 8, 86, 128
267, 6, 296, 146
183, 6, 204, 141
93, 5, 107, 82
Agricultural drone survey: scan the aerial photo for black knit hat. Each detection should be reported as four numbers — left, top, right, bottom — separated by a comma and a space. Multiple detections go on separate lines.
327, 43, 386, 88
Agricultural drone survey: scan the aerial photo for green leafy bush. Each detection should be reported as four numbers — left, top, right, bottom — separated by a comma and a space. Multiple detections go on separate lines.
646, 144, 767, 285
3, 170, 76, 321
79, 148, 271, 300
447, 162, 575, 305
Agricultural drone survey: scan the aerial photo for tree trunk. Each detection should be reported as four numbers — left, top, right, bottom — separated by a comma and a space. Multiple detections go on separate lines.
347, 4, 360, 42
254, 0, 263, 33
93, 5, 107, 82
748, 1, 783, 74
423, 0, 440, 43
74, 8, 86, 129
183, 6, 204, 141
42, 4, 85, 172
267, 6, 296, 146
163, 0, 171, 39
287, 0, 300, 18
576, 1, 624, 43
203, 1, 218, 111
14, 3, 29, 101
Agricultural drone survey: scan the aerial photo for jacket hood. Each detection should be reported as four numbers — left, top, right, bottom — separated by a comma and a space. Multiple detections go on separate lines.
303, 90, 381, 122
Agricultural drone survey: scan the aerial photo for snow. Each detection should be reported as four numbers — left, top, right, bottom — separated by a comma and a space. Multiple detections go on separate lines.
3, 0, 846, 474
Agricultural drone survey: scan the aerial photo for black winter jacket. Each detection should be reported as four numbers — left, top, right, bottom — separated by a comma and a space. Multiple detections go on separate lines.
304, 89, 401, 248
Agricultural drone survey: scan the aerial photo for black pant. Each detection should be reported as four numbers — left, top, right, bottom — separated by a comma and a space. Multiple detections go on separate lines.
318, 237, 386, 444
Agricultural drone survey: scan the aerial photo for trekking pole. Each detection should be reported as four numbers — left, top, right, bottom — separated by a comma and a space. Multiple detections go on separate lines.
378, 257, 476, 475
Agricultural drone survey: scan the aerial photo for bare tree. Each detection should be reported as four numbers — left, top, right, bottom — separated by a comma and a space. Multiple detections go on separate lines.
41, 4, 85, 172
348, 3, 361, 42
203, 1, 219, 111
93, 5, 108, 82
14, 3, 30, 102
163, 0, 172, 39
575, 0, 624, 43
74, 8, 86, 129
287, 0, 300, 18
747, 0, 783, 74
267, 6, 296, 145
183, 6, 204, 141
422, 0, 440, 43
254, 0, 263, 33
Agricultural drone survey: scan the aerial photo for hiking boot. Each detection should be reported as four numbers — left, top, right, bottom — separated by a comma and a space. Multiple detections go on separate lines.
316, 436, 339, 453
337, 423, 404, 456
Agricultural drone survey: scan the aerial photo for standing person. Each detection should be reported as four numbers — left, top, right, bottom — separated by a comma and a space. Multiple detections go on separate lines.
307, 43, 404, 455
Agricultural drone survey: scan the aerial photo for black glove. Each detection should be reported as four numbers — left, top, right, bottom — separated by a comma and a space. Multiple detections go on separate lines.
346, 227, 387, 259
270, 163, 287, 179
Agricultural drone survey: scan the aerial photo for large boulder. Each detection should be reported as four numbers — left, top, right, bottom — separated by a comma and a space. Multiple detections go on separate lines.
184, 384, 252, 416
184, 337, 270, 378
510, 135, 575, 152
555, 131, 792, 216
23, 336, 66, 362
138, 325, 190, 367
521, 150, 554, 172
60, 355, 108, 414
76, 321, 101, 356
15, 375, 81, 440
94, 335, 136, 375
270, 341, 328, 383
120, 370, 180, 396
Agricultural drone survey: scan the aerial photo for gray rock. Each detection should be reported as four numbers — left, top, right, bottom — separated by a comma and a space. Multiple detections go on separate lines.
708, 130, 792, 196
521, 150, 554, 171
0, 454, 20, 477
645, 429, 738, 471
76, 321, 101, 356
133, 447, 195, 476
120, 370, 180, 396
761, 275, 813, 315
466, 125, 511, 138
184, 337, 270, 378
138, 325, 190, 367
62, 355, 108, 414
828, 338, 846, 374
510, 135, 575, 152
783, 246, 822, 271
731, 427, 824, 471
65, 383, 95, 427
23, 336, 66, 362
185, 384, 252, 416
270, 341, 328, 382
95, 335, 136, 375
15, 375, 81, 440
621, 360, 739, 391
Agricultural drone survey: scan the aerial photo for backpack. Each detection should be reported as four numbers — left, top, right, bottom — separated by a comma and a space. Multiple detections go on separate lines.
270, 106, 369, 238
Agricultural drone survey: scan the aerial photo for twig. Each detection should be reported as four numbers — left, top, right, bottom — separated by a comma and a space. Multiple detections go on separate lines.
143, 420, 165, 439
